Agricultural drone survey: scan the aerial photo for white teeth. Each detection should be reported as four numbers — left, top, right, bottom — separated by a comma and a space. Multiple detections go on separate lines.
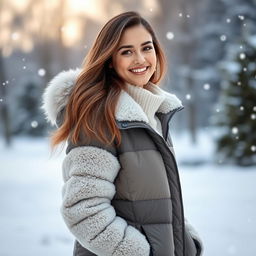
130, 67, 147, 73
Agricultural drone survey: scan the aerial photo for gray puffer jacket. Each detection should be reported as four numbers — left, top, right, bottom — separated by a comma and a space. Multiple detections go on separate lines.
41, 69, 204, 256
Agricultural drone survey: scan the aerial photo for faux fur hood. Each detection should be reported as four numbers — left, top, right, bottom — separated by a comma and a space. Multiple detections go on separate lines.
41, 68, 184, 127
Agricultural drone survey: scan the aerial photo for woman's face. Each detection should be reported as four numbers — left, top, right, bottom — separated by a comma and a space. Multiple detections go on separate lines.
111, 25, 157, 87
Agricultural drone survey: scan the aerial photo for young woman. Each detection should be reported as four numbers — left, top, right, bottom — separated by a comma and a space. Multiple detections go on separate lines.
42, 11, 203, 256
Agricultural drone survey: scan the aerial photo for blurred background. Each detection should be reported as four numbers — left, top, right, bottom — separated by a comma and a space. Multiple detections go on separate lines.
0, 0, 256, 255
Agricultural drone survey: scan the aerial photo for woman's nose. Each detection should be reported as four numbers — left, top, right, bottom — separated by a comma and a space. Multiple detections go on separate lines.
134, 52, 145, 64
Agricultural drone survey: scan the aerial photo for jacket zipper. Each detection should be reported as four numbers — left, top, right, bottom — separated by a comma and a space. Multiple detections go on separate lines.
118, 106, 185, 256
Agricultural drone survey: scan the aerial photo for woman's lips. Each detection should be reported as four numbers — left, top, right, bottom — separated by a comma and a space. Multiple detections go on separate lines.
129, 66, 149, 75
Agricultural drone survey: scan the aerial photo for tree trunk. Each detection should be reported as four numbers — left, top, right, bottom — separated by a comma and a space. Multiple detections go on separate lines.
0, 54, 12, 147
177, 0, 198, 144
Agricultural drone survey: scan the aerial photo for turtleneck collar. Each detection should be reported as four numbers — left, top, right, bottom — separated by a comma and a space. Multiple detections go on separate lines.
124, 82, 166, 128
125, 82, 166, 116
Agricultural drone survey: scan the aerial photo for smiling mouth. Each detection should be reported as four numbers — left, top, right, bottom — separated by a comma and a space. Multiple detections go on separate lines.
129, 66, 149, 74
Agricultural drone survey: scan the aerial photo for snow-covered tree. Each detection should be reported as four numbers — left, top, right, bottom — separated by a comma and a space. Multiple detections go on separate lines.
213, 33, 256, 166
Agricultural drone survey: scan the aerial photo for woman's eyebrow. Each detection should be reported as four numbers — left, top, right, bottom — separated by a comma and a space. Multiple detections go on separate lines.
117, 41, 153, 51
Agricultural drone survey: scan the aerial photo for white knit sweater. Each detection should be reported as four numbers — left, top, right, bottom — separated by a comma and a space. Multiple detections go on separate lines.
125, 82, 166, 136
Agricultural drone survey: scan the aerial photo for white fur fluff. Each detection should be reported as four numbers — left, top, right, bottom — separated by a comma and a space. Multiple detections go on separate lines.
41, 68, 183, 126
62, 175, 116, 207
61, 145, 150, 255
115, 89, 149, 123
41, 68, 81, 126
62, 146, 120, 182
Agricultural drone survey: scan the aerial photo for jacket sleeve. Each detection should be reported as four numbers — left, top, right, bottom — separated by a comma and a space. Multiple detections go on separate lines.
184, 217, 204, 256
61, 145, 150, 256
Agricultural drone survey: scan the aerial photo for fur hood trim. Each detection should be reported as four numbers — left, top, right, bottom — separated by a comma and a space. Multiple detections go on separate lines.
41, 68, 183, 126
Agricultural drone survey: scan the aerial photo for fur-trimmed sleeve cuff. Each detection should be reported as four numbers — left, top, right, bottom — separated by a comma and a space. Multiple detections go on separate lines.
185, 218, 204, 256
61, 145, 150, 256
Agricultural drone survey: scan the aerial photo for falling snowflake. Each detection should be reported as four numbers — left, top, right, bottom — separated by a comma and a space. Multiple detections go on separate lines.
31, 121, 38, 128
2, 80, 9, 86
166, 32, 174, 40
38, 69, 46, 77
240, 106, 244, 111
240, 45, 243, 49
216, 108, 220, 112
251, 114, 256, 120
232, 127, 238, 134
0, 98, 3, 102
23, 66, 26, 70
226, 18, 231, 23
251, 145, 256, 152
237, 81, 242, 86
186, 94, 191, 100
179, 13, 183, 17
203, 83, 210, 90
12, 32, 19, 40
186, 14, 190, 18
243, 23, 247, 27
238, 15, 245, 20
243, 67, 247, 72
239, 53, 246, 60
253, 106, 256, 111
220, 35, 227, 42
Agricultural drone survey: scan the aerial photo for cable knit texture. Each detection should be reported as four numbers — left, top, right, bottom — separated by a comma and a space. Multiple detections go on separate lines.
125, 83, 165, 136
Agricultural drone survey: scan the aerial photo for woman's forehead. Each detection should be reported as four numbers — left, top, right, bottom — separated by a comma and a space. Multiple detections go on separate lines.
118, 25, 152, 46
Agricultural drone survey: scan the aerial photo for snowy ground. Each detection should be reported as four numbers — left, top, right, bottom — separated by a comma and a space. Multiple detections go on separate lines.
0, 130, 255, 256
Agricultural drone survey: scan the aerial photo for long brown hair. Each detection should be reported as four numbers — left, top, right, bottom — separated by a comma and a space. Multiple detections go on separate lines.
50, 11, 167, 150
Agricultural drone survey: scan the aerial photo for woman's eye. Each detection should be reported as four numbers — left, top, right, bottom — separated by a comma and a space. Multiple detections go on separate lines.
121, 50, 132, 55
143, 46, 153, 51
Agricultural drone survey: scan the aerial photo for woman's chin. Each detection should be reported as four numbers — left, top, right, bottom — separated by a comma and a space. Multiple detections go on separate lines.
127, 78, 150, 88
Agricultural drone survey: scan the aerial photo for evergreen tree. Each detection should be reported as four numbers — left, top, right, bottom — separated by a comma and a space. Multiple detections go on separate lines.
213, 33, 256, 166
